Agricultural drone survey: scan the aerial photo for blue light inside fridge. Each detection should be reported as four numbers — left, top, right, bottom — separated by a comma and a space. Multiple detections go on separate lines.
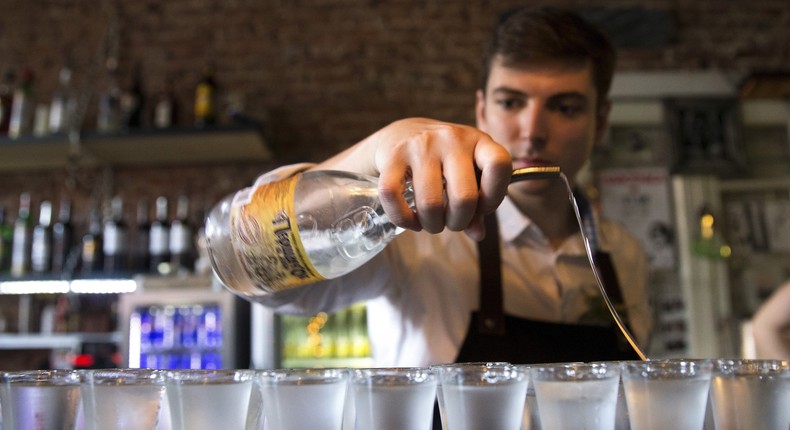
128, 303, 223, 369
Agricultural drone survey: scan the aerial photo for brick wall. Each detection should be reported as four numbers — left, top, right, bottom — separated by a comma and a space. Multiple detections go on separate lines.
0, 0, 788, 230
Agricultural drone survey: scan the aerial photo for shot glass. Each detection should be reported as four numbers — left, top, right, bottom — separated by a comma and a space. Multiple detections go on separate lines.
709, 359, 790, 430
166, 369, 254, 430
350, 367, 437, 430
257, 368, 349, 430
531, 362, 620, 430
80, 368, 167, 430
620, 359, 712, 430
434, 362, 529, 430
0, 369, 82, 430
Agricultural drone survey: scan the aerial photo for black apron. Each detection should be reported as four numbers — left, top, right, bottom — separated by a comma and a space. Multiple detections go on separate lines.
432, 208, 639, 428
456, 211, 640, 364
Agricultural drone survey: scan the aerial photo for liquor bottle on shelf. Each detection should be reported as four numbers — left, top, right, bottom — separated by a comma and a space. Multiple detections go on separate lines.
0, 206, 13, 273
193, 64, 217, 127
96, 59, 121, 133
48, 63, 78, 135
10, 192, 33, 277
121, 63, 145, 129
0, 69, 15, 135
103, 196, 128, 274
8, 68, 35, 139
51, 198, 75, 275
80, 208, 104, 275
133, 199, 151, 273
149, 196, 171, 274
31, 200, 53, 274
153, 77, 178, 129
169, 195, 194, 274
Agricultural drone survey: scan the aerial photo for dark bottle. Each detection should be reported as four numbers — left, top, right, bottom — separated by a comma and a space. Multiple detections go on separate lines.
80, 209, 104, 275
31, 200, 53, 274
153, 77, 178, 129
51, 199, 75, 275
133, 200, 150, 272
169, 195, 194, 274
121, 63, 145, 129
193, 64, 217, 127
11, 192, 33, 277
149, 196, 170, 274
0, 206, 13, 273
0, 70, 15, 134
103, 196, 128, 274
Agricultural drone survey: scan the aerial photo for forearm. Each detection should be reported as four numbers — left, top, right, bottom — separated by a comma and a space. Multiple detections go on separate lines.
752, 281, 790, 359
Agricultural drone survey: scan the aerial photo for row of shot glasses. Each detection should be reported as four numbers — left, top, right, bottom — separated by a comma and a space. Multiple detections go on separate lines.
1, 358, 788, 429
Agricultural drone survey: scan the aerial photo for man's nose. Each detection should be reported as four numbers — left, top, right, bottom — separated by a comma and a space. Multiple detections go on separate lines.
518, 104, 548, 148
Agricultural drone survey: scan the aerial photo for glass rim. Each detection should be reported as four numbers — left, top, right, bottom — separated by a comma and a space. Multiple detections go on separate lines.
531, 362, 620, 381
80, 368, 167, 385
351, 367, 437, 385
256, 367, 350, 385
165, 369, 254, 384
1, 369, 81, 385
712, 358, 790, 376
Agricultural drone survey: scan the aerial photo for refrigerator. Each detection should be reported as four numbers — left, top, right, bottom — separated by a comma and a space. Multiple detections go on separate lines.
250, 301, 373, 370
118, 275, 250, 370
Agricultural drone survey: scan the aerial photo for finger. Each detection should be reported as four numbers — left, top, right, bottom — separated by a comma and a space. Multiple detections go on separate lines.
410, 154, 446, 234
474, 137, 512, 215
377, 163, 421, 231
441, 154, 479, 232
463, 214, 486, 241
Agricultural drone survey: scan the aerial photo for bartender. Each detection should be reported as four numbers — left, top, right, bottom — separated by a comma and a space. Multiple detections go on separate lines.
254, 5, 652, 366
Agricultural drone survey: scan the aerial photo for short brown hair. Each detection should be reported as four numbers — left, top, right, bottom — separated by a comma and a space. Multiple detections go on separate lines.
481, 6, 617, 106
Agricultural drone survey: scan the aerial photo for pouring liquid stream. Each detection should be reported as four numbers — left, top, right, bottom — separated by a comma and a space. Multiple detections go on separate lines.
511, 166, 648, 361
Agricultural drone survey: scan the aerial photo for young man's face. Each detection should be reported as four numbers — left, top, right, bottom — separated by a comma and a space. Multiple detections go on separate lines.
475, 57, 610, 194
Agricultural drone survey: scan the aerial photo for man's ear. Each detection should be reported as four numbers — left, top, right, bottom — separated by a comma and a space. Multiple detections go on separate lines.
594, 100, 611, 148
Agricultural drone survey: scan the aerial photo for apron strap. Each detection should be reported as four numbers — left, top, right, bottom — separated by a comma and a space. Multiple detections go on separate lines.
476, 213, 506, 336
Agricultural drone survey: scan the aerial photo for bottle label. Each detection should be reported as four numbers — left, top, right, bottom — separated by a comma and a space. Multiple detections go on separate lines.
230, 174, 324, 292
194, 84, 213, 118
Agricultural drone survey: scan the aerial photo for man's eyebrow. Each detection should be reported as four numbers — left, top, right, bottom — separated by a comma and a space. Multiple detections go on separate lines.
490, 86, 589, 102
490, 86, 527, 97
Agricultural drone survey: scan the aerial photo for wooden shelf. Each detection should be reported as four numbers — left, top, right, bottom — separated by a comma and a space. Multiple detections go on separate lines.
0, 126, 272, 172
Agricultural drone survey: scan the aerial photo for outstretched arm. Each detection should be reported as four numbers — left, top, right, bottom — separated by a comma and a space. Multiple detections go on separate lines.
311, 117, 513, 241
752, 280, 790, 359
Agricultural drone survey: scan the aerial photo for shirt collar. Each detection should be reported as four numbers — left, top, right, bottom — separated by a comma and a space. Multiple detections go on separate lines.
496, 195, 532, 243
495, 194, 593, 256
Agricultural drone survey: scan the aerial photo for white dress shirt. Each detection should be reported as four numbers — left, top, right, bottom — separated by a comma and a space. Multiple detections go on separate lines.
252, 165, 652, 367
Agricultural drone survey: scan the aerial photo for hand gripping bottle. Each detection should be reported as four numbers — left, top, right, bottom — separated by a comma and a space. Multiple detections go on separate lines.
205, 166, 560, 300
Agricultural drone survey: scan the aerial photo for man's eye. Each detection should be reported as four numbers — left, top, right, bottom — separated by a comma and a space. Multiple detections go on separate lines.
553, 103, 584, 116
496, 98, 524, 110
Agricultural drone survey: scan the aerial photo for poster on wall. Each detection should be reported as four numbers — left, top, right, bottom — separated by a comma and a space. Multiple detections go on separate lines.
598, 167, 675, 270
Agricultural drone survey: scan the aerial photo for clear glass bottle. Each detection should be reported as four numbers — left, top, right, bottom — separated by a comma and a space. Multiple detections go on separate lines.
48, 64, 77, 135
149, 196, 170, 274
205, 170, 404, 299
8, 68, 34, 139
31, 200, 53, 274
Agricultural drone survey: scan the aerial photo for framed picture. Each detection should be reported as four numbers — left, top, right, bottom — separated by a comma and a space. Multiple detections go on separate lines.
665, 98, 747, 177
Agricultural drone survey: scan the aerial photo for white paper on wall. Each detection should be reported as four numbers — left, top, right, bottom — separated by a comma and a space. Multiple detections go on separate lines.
598, 167, 676, 270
